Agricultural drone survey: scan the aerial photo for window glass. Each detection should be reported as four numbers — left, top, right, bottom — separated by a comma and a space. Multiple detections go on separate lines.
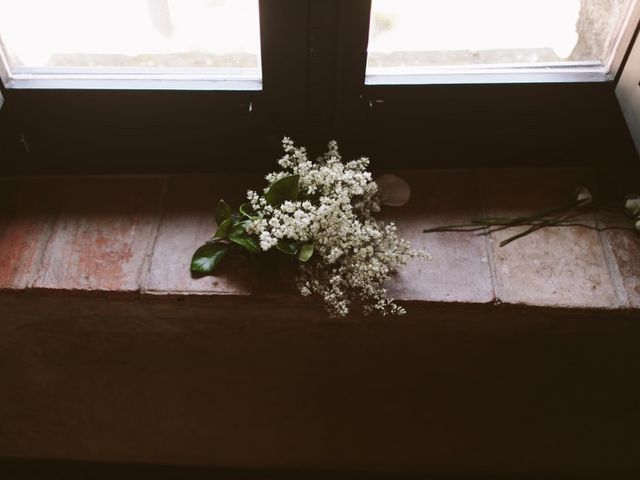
367, 0, 633, 75
0, 0, 261, 79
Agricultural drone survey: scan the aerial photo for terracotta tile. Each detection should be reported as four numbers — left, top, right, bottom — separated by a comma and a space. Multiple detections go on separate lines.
0, 177, 60, 289
594, 166, 640, 308
482, 168, 621, 308
606, 231, 640, 308
598, 183, 640, 308
145, 174, 262, 295
380, 170, 494, 303
33, 177, 164, 292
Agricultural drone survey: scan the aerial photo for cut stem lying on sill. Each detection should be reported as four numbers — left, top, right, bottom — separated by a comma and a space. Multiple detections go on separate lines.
423, 191, 636, 247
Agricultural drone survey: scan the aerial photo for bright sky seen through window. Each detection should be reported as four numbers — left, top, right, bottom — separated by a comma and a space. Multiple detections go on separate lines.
0, 0, 261, 79
367, 0, 633, 74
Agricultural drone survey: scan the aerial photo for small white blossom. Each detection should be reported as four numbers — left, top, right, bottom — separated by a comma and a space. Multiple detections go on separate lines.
246, 138, 430, 317
259, 231, 277, 251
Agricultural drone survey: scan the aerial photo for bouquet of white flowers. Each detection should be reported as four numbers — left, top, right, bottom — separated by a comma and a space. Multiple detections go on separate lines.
191, 137, 429, 317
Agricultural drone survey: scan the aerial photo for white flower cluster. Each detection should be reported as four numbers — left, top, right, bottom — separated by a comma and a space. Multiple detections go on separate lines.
246, 137, 430, 317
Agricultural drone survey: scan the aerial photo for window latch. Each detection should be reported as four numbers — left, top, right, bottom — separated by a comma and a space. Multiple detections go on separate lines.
366, 97, 384, 117
247, 100, 254, 125
20, 131, 31, 154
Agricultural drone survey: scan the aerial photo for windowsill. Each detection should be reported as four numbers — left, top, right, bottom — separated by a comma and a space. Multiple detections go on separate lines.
1, 166, 639, 313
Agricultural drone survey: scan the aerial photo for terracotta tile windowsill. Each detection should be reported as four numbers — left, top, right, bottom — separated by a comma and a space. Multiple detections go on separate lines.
1, 167, 639, 312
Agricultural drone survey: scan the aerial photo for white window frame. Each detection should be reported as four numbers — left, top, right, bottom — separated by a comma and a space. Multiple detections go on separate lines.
616, 16, 640, 154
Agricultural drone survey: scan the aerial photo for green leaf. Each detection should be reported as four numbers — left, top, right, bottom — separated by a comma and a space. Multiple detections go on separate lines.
215, 199, 232, 224
229, 236, 260, 254
227, 220, 260, 254
213, 217, 232, 239
228, 219, 250, 238
297, 243, 314, 262
239, 202, 257, 219
276, 239, 300, 256
190, 243, 228, 274
265, 174, 300, 206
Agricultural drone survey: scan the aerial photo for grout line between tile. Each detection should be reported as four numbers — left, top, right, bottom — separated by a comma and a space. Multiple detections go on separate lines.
26, 190, 64, 290
594, 211, 630, 308
138, 176, 169, 295
476, 169, 499, 303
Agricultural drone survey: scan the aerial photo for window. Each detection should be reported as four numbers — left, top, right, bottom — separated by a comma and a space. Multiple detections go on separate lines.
366, 0, 636, 84
0, 0, 262, 89
0, 0, 638, 175
0, 0, 309, 174
336, 0, 640, 169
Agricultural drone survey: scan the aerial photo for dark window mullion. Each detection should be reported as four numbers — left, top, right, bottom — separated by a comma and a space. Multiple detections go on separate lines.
301, 0, 371, 154
335, 0, 371, 135
257, 0, 309, 142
